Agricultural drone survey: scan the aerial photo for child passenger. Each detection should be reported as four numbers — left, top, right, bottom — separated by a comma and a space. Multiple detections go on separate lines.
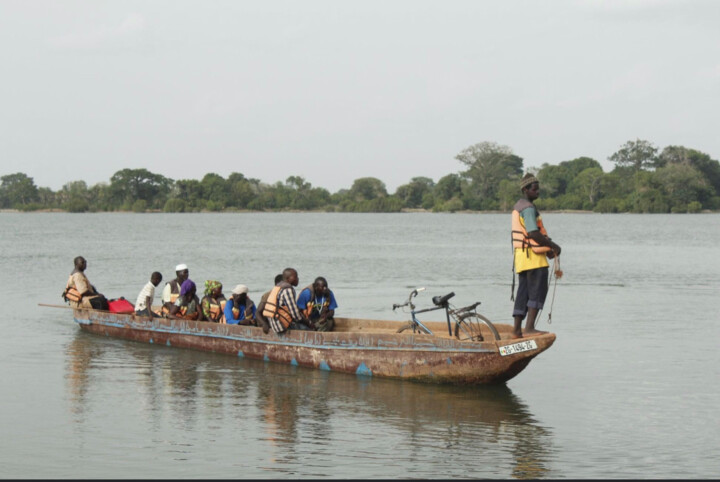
135, 272, 163, 317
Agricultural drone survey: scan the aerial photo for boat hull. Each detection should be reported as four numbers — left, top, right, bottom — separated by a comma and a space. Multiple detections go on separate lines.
73, 309, 555, 385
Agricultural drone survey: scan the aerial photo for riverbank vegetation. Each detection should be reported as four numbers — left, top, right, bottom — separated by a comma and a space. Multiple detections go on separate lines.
2, 139, 719, 213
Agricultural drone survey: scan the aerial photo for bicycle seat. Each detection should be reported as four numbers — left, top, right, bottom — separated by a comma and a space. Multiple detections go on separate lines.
432, 292, 455, 307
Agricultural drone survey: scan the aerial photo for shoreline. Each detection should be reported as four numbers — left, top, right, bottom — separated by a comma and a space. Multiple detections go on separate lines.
2, 208, 717, 214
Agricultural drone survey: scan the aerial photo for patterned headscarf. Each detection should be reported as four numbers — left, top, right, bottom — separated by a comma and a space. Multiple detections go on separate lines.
180, 279, 196, 296
204, 280, 222, 297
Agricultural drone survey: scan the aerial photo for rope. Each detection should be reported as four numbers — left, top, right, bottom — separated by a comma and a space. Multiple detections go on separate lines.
540, 255, 562, 326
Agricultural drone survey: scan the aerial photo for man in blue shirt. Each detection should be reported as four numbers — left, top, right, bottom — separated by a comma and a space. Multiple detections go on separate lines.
224, 284, 257, 325
296, 276, 338, 332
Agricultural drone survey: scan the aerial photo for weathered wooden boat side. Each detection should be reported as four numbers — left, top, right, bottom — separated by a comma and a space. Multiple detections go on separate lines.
72, 308, 556, 385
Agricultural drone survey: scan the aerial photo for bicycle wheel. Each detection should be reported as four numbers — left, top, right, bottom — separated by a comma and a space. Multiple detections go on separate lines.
454, 313, 500, 341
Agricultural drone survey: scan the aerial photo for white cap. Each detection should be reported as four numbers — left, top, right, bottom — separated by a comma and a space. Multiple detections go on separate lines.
232, 284, 248, 295
175, 264, 188, 271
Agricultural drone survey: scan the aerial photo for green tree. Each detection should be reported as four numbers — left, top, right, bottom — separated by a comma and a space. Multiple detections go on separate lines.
0, 172, 39, 208
455, 141, 523, 210
497, 179, 519, 211
59, 180, 90, 212
609, 139, 659, 171
560, 157, 603, 179
537, 164, 570, 198
657, 146, 720, 202
653, 163, 710, 211
227, 172, 259, 209
172, 179, 204, 210
348, 177, 388, 202
109, 168, 173, 210
569, 167, 604, 208
395, 177, 435, 208
200, 173, 229, 208
433, 174, 463, 203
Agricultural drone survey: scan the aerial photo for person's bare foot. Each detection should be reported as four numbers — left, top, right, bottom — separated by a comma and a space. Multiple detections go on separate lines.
523, 329, 547, 336
510, 331, 523, 339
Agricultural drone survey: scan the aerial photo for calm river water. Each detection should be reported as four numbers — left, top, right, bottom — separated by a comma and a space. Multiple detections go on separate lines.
1, 212, 718, 479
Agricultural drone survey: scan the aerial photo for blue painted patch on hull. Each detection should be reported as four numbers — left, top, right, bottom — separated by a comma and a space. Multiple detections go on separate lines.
356, 362, 372, 377
263, 354, 270, 362
291, 358, 299, 366
166, 340, 171, 347
319, 361, 330, 371
149, 338, 154, 344
237, 350, 244, 357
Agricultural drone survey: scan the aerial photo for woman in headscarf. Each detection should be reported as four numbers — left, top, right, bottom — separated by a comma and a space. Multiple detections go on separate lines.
168, 279, 203, 321
201, 280, 227, 323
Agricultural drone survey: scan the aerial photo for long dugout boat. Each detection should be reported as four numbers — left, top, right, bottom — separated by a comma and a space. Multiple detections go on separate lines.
54, 307, 555, 385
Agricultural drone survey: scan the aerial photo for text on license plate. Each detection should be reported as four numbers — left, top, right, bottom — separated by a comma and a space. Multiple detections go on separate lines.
499, 339, 538, 356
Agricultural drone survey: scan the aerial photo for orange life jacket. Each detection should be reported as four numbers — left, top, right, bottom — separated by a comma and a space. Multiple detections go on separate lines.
231, 301, 254, 322
63, 275, 83, 303
262, 285, 293, 330
207, 298, 227, 324
161, 280, 182, 314
511, 199, 551, 255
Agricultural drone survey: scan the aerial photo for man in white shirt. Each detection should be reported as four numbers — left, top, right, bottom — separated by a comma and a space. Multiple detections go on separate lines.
135, 271, 163, 317
161, 264, 189, 313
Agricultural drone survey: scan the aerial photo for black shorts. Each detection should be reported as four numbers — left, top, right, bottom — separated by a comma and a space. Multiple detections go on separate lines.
512, 267, 549, 317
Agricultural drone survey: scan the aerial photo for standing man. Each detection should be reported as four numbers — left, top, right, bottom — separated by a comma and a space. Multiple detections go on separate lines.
161, 264, 189, 315
262, 268, 310, 333
511, 174, 561, 338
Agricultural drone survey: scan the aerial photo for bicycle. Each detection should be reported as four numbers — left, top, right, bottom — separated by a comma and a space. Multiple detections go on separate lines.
392, 287, 500, 341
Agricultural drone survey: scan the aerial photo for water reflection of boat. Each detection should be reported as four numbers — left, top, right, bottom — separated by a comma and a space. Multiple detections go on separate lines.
60, 306, 555, 385
65, 333, 553, 479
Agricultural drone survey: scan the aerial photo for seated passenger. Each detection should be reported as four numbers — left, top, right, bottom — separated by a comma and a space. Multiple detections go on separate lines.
224, 284, 257, 326
161, 264, 189, 315
134, 271, 163, 317
262, 267, 310, 333
63, 256, 106, 310
255, 274, 283, 334
168, 279, 203, 321
296, 276, 338, 332
201, 280, 227, 323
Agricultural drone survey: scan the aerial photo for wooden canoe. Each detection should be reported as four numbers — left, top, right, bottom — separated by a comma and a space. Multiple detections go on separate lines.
59, 306, 555, 385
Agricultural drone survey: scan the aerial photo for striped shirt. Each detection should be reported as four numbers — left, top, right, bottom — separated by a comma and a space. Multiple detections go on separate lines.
278, 286, 302, 321
135, 281, 155, 311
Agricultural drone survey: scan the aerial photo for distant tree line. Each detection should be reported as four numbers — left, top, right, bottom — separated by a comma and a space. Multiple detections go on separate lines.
2, 139, 719, 213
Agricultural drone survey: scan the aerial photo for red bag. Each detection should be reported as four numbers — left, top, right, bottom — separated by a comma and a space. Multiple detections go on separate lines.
108, 297, 135, 314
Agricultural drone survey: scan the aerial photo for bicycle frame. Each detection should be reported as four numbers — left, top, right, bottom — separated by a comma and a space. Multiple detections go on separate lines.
393, 288, 455, 336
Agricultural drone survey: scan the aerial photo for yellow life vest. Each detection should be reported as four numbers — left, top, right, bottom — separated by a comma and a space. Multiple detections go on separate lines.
262, 285, 293, 330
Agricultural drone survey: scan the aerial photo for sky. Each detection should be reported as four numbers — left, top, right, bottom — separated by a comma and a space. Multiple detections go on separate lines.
1, 0, 719, 193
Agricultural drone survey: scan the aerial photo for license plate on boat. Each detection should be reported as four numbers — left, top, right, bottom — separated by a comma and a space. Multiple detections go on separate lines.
499, 339, 538, 356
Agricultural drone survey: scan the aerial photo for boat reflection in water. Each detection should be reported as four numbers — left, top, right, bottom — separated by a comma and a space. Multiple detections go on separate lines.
66, 332, 554, 479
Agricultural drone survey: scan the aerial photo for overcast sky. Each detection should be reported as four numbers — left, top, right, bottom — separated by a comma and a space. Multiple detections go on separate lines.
2, 0, 719, 193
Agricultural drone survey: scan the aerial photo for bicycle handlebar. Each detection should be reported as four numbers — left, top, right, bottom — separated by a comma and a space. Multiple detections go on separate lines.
392, 287, 426, 311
